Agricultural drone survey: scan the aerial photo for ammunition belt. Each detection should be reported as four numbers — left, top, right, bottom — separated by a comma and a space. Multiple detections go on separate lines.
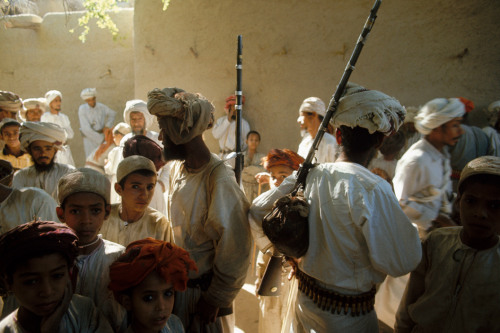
296, 269, 376, 316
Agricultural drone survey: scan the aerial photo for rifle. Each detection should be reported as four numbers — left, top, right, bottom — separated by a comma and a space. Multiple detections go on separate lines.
258, 0, 382, 296
234, 35, 244, 184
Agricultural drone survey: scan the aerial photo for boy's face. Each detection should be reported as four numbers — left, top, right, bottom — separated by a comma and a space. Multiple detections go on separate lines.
50, 96, 62, 112
26, 108, 43, 122
269, 165, 294, 188
460, 181, 500, 245
246, 133, 260, 151
1, 125, 21, 149
9, 253, 69, 317
115, 173, 156, 213
56, 192, 111, 245
123, 271, 174, 333
113, 133, 124, 146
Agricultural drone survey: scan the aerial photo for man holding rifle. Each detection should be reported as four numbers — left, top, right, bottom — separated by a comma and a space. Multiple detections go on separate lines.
250, 85, 421, 332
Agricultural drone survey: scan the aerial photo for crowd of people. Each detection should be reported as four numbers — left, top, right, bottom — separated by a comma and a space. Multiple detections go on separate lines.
0, 85, 498, 333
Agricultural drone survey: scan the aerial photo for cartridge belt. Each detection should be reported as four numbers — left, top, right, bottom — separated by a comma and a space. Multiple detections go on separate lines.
296, 269, 376, 316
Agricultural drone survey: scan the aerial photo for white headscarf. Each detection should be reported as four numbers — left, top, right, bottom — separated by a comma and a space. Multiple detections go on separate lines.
20, 98, 46, 121
80, 88, 97, 101
123, 100, 154, 130
44, 90, 62, 106
113, 122, 132, 136
20, 121, 67, 151
0, 91, 22, 112
414, 98, 465, 135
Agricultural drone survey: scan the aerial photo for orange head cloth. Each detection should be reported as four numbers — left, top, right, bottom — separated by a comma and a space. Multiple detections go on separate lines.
225, 95, 245, 110
458, 97, 474, 113
108, 238, 198, 298
262, 149, 305, 171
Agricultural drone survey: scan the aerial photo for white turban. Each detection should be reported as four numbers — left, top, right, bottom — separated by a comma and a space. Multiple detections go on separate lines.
45, 90, 62, 106
113, 122, 131, 136
20, 98, 46, 121
332, 85, 406, 136
116, 155, 156, 184
147, 88, 215, 145
20, 121, 67, 151
414, 98, 465, 135
58, 168, 111, 205
123, 100, 154, 130
487, 100, 500, 127
0, 91, 22, 112
80, 88, 97, 101
299, 97, 326, 116
404, 106, 420, 124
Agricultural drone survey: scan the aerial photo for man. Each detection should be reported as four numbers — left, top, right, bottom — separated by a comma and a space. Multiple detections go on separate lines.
211, 94, 250, 159
19, 98, 45, 122
148, 87, 251, 333
12, 121, 75, 200
42, 90, 75, 166
297, 96, 339, 163
250, 85, 421, 332
0, 91, 22, 121
78, 88, 116, 158
393, 97, 466, 237
482, 100, 500, 156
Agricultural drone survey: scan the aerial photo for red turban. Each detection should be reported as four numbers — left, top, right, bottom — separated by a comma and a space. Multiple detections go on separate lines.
262, 149, 304, 171
458, 97, 474, 113
108, 238, 197, 297
122, 135, 163, 165
225, 95, 245, 110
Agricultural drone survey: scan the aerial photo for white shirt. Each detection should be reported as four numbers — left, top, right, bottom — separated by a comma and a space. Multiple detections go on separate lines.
211, 116, 250, 153
78, 102, 116, 157
297, 132, 339, 163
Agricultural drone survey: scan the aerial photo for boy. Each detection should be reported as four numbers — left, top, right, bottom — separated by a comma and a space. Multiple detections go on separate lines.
241, 130, 266, 203
395, 155, 500, 332
0, 118, 32, 170
57, 168, 127, 331
0, 220, 112, 332
109, 238, 198, 333
100, 155, 174, 246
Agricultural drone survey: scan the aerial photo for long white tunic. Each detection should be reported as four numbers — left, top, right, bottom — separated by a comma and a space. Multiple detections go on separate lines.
0, 187, 59, 234
41, 111, 75, 166
78, 102, 116, 157
393, 138, 452, 233
211, 116, 250, 155
12, 163, 75, 200
297, 132, 339, 163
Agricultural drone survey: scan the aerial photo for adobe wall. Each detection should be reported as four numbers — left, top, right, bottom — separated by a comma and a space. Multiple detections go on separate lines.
134, 0, 500, 156
0, 9, 135, 167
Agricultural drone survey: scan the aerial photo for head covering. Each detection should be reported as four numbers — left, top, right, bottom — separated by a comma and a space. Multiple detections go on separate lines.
147, 87, 215, 145
116, 155, 157, 184
262, 149, 304, 171
458, 97, 474, 113
113, 122, 131, 136
80, 88, 97, 101
0, 160, 14, 186
487, 100, 500, 127
123, 99, 153, 130
0, 91, 22, 113
414, 98, 465, 135
458, 156, 500, 194
19, 121, 67, 151
225, 94, 245, 110
58, 168, 111, 205
404, 106, 420, 124
332, 84, 406, 136
0, 118, 20, 132
123, 135, 162, 164
44, 90, 62, 106
20, 98, 46, 121
0, 220, 78, 294
108, 238, 197, 298
299, 97, 326, 117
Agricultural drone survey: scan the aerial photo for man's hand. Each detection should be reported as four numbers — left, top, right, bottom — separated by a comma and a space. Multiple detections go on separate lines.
40, 279, 73, 333
226, 107, 236, 122
195, 296, 219, 324
255, 172, 271, 185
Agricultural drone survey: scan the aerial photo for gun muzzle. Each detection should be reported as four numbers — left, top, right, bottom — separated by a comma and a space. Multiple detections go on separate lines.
257, 253, 284, 296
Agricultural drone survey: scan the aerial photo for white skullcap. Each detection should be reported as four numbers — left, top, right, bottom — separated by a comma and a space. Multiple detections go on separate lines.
45, 90, 62, 106
332, 85, 406, 136
299, 97, 326, 117
123, 100, 153, 130
20, 121, 67, 151
458, 156, 500, 193
20, 98, 46, 121
58, 168, 111, 205
116, 155, 156, 184
414, 98, 465, 135
0, 118, 20, 131
0, 91, 22, 113
113, 122, 131, 136
80, 88, 97, 101
487, 100, 500, 127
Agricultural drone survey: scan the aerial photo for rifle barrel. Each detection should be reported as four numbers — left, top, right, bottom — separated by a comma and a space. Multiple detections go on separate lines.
235, 35, 244, 184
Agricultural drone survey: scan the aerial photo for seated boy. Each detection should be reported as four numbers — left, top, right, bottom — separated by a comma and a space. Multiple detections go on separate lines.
56, 168, 127, 331
395, 155, 500, 332
241, 130, 266, 203
109, 238, 197, 333
0, 118, 32, 170
100, 155, 174, 246
0, 220, 112, 332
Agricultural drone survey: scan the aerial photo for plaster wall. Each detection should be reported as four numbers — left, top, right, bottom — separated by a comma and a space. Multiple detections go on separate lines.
0, 9, 135, 167
134, 0, 500, 156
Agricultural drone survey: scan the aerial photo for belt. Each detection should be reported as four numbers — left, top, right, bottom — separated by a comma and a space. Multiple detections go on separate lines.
186, 271, 233, 316
296, 269, 376, 316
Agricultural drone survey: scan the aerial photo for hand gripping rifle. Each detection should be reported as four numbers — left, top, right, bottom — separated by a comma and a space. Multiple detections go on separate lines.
257, 0, 382, 297
234, 35, 244, 184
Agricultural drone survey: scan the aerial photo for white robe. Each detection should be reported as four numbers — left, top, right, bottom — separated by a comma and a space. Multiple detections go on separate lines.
297, 132, 339, 163
211, 116, 250, 155
78, 102, 116, 157
41, 112, 75, 166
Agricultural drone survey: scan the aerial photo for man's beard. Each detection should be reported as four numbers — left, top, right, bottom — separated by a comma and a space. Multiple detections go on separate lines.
34, 158, 55, 172
132, 128, 146, 135
162, 143, 187, 162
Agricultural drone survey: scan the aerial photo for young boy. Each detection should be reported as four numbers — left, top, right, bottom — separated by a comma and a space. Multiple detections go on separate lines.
395, 155, 500, 332
368, 129, 406, 184
57, 168, 127, 331
108, 238, 198, 333
0, 220, 112, 332
0, 118, 32, 170
100, 155, 174, 246
241, 131, 266, 203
